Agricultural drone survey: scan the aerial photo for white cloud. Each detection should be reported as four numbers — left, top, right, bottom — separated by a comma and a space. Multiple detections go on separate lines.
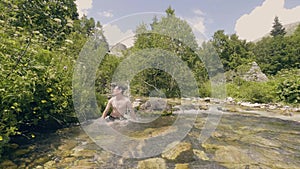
184, 9, 206, 45
235, 0, 300, 41
103, 24, 135, 47
75, 0, 93, 18
98, 10, 114, 18
193, 9, 205, 16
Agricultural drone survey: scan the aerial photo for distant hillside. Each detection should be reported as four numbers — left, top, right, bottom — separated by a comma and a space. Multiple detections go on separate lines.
284, 22, 300, 36
254, 21, 300, 42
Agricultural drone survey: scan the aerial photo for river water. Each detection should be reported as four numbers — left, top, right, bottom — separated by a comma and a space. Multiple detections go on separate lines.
2, 107, 300, 169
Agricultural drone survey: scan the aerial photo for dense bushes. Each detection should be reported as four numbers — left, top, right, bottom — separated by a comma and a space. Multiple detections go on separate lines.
226, 80, 277, 103
0, 0, 108, 158
276, 69, 300, 104
225, 69, 300, 104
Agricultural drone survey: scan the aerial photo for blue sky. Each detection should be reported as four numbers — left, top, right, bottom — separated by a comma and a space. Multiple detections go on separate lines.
75, 0, 300, 46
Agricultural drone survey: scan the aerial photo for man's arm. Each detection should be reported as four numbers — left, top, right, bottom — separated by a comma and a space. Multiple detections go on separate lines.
101, 99, 112, 119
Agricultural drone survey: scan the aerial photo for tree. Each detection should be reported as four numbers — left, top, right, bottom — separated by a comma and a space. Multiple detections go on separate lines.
165, 6, 175, 17
211, 30, 254, 71
270, 16, 286, 37
130, 7, 205, 97
253, 23, 300, 75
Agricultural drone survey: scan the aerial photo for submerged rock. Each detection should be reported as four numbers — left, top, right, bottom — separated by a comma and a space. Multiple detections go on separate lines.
193, 149, 209, 161
137, 158, 167, 169
174, 163, 190, 169
0, 160, 17, 169
162, 142, 194, 162
213, 145, 254, 168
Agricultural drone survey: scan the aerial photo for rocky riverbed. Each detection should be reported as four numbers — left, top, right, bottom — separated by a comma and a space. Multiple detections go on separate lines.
2, 103, 300, 169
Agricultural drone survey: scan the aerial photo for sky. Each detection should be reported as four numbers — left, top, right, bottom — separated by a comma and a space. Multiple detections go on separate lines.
75, 0, 300, 46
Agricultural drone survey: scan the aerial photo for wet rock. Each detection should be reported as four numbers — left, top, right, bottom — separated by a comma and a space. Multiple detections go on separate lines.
218, 106, 239, 112
14, 148, 31, 157
34, 156, 51, 165
44, 160, 56, 168
281, 109, 293, 116
193, 149, 209, 161
132, 100, 142, 109
201, 143, 219, 152
129, 126, 177, 139
75, 159, 98, 168
8, 143, 19, 149
193, 119, 205, 130
225, 97, 234, 103
58, 140, 77, 151
172, 105, 181, 111
211, 132, 222, 138
137, 158, 167, 169
213, 145, 254, 168
35, 165, 43, 169
174, 163, 190, 169
0, 160, 17, 169
71, 148, 95, 158
204, 97, 210, 102
140, 98, 167, 111
268, 105, 277, 110
198, 104, 209, 110
293, 108, 300, 112
62, 157, 76, 164
162, 142, 193, 162
241, 135, 281, 148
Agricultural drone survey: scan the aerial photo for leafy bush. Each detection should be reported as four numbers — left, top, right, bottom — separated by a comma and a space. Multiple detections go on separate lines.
276, 69, 300, 104
226, 80, 277, 103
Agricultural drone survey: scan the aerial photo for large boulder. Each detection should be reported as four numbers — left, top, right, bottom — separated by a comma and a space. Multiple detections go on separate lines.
140, 98, 168, 111
109, 43, 127, 57
242, 62, 268, 82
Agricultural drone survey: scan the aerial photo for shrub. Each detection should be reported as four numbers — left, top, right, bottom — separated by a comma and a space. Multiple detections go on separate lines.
226, 80, 277, 103
276, 69, 300, 104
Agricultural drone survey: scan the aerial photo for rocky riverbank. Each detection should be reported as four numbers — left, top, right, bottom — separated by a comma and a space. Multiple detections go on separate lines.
132, 97, 300, 122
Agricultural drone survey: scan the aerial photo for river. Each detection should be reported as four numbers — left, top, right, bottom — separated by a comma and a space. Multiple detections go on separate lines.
1, 106, 300, 169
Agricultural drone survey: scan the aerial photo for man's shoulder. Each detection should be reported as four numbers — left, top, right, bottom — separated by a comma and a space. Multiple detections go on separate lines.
124, 97, 131, 103
108, 97, 115, 103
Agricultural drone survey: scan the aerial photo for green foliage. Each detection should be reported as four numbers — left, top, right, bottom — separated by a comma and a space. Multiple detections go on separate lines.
226, 80, 277, 103
131, 9, 208, 97
95, 54, 123, 94
226, 68, 300, 104
211, 30, 254, 71
2, 0, 78, 47
0, 0, 109, 158
253, 24, 300, 75
271, 16, 286, 37
276, 69, 300, 104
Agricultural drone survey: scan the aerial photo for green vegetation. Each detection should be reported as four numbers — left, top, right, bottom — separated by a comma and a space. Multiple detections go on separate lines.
0, 0, 106, 158
0, 2, 299, 160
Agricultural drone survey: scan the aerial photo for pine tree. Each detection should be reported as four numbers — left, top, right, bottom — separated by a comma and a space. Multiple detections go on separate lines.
270, 16, 286, 37
165, 6, 175, 17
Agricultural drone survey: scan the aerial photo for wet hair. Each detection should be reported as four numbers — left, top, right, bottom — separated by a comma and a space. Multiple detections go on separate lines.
114, 84, 127, 94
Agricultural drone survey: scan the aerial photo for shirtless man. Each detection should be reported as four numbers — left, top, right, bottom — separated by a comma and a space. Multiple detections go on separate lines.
101, 85, 136, 121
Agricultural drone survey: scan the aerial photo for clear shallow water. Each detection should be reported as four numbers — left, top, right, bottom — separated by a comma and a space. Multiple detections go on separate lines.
2, 110, 300, 169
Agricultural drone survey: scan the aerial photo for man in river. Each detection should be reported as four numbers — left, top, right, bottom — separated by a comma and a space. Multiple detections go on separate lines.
101, 84, 136, 122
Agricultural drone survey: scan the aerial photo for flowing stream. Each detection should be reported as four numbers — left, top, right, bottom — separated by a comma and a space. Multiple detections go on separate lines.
2, 106, 300, 169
